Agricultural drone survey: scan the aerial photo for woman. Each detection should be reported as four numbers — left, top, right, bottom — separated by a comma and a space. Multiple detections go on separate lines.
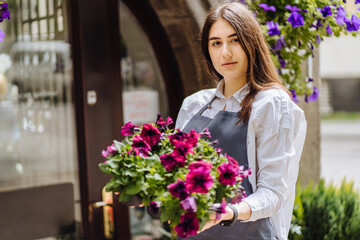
175, 2, 307, 240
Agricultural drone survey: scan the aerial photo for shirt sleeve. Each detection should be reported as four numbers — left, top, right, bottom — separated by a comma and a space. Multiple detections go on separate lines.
242, 90, 306, 222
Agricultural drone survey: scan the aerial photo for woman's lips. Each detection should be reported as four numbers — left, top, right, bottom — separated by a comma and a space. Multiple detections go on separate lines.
222, 61, 237, 68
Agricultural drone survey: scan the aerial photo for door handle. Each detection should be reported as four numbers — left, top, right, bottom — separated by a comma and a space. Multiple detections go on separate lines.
92, 187, 114, 239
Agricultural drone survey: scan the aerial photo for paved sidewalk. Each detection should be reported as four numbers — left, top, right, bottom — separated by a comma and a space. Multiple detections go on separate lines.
320, 119, 360, 191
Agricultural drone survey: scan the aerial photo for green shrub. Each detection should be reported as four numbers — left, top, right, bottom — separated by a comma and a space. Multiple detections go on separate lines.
289, 179, 360, 240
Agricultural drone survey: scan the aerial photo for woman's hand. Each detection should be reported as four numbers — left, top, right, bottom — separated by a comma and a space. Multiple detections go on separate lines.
199, 204, 235, 233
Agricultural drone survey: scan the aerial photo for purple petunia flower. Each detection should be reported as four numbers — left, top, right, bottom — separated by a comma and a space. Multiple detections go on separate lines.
186, 164, 214, 194
180, 196, 197, 212
336, 7, 347, 25
316, 34, 322, 43
201, 128, 211, 138
287, 11, 305, 28
140, 124, 161, 147
290, 89, 299, 103
259, 3, 276, 12
0, 1, 11, 23
160, 153, 179, 171
267, 21, 281, 36
276, 53, 286, 68
217, 162, 239, 185
285, 5, 302, 12
0, 30, 4, 41
345, 14, 360, 32
356, 0, 360, 4
321, 6, 333, 17
121, 122, 139, 136
326, 25, 333, 35
174, 212, 199, 238
167, 179, 189, 200
275, 35, 286, 50
132, 135, 151, 156
343, 0, 346, 3
305, 86, 319, 102
102, 144, 117, 158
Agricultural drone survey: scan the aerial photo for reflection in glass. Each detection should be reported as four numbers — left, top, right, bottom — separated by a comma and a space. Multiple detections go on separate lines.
0, 0, 81, 238
120, 2, 169, 239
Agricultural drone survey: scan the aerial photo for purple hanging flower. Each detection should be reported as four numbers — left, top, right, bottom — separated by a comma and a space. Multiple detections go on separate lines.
290, 89, 299, 103
121, 122, 139, 136
336, 7, 347, 25
174, 212, 199, 238
217, 162, 239, 185
305, 86, 319, 102
345, 14, 360, 32
186, 164, 214, 194
320, 6, 333, 17
285, 5, 302, 12
275, 35, 286, 50
267, 21, 281, 36
0, 30, 4, 41
276, 52, 286, 68
287, 11, 304, 28
131, 135, 151, 156
316, 34, 322, 43
180, 196, 197, 212
326, 25, 333, 35
160, 153, 179, 171
0, 1, 11, 23
356, 0, 360, 4
102, 144, 117, 158
259, 3, 276, 12
167, 179, 189, 200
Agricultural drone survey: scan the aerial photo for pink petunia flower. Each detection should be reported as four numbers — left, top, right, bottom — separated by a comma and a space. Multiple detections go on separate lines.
160, 153, 179, 171
140, 124, 161, 147
186, 166, 213, 194
102, 144, 117, 158
180, 196, 197, 212
171, 142, 194, 166
121, 122, 139, 136
132, 135, 151, 156
167, 179, 189, 200
174, 212, 199, 238
217, 162, 239, 186
188, 161, 212, 171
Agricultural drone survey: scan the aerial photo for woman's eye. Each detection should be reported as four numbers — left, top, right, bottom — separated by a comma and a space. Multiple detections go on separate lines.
232, 38, 240, 43
212, 41, 221, 46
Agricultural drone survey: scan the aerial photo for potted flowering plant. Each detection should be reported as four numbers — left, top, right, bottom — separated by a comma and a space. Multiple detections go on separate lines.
99, 115, 251, 238
0, 0, 10, 41
239, 0, 360, 102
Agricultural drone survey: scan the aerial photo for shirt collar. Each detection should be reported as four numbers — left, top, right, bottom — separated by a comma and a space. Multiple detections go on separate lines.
215, 79, 249, 103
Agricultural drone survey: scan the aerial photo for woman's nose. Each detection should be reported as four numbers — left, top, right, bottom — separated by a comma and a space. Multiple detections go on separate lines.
222, 44, 232, 58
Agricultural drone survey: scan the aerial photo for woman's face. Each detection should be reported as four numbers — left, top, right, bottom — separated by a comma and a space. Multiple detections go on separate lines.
208, 18, 248, 83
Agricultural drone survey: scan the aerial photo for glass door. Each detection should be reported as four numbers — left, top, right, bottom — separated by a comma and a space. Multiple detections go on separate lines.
0, 0, 82, 239
120, 2, 170, 239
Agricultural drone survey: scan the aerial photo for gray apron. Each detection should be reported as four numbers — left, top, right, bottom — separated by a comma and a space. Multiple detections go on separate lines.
179, 96, 276, 240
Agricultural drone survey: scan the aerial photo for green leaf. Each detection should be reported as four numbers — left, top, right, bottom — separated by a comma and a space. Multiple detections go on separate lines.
125, 182, 141, 195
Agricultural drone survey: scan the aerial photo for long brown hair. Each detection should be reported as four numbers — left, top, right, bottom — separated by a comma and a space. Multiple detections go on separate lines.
201, 2, 290, 123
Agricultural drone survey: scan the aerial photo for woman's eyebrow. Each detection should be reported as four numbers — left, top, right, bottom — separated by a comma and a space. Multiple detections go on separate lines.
209, 33, 237, 41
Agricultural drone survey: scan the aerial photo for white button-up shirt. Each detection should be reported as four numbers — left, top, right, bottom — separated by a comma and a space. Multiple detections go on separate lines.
175, 80, 307, 240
